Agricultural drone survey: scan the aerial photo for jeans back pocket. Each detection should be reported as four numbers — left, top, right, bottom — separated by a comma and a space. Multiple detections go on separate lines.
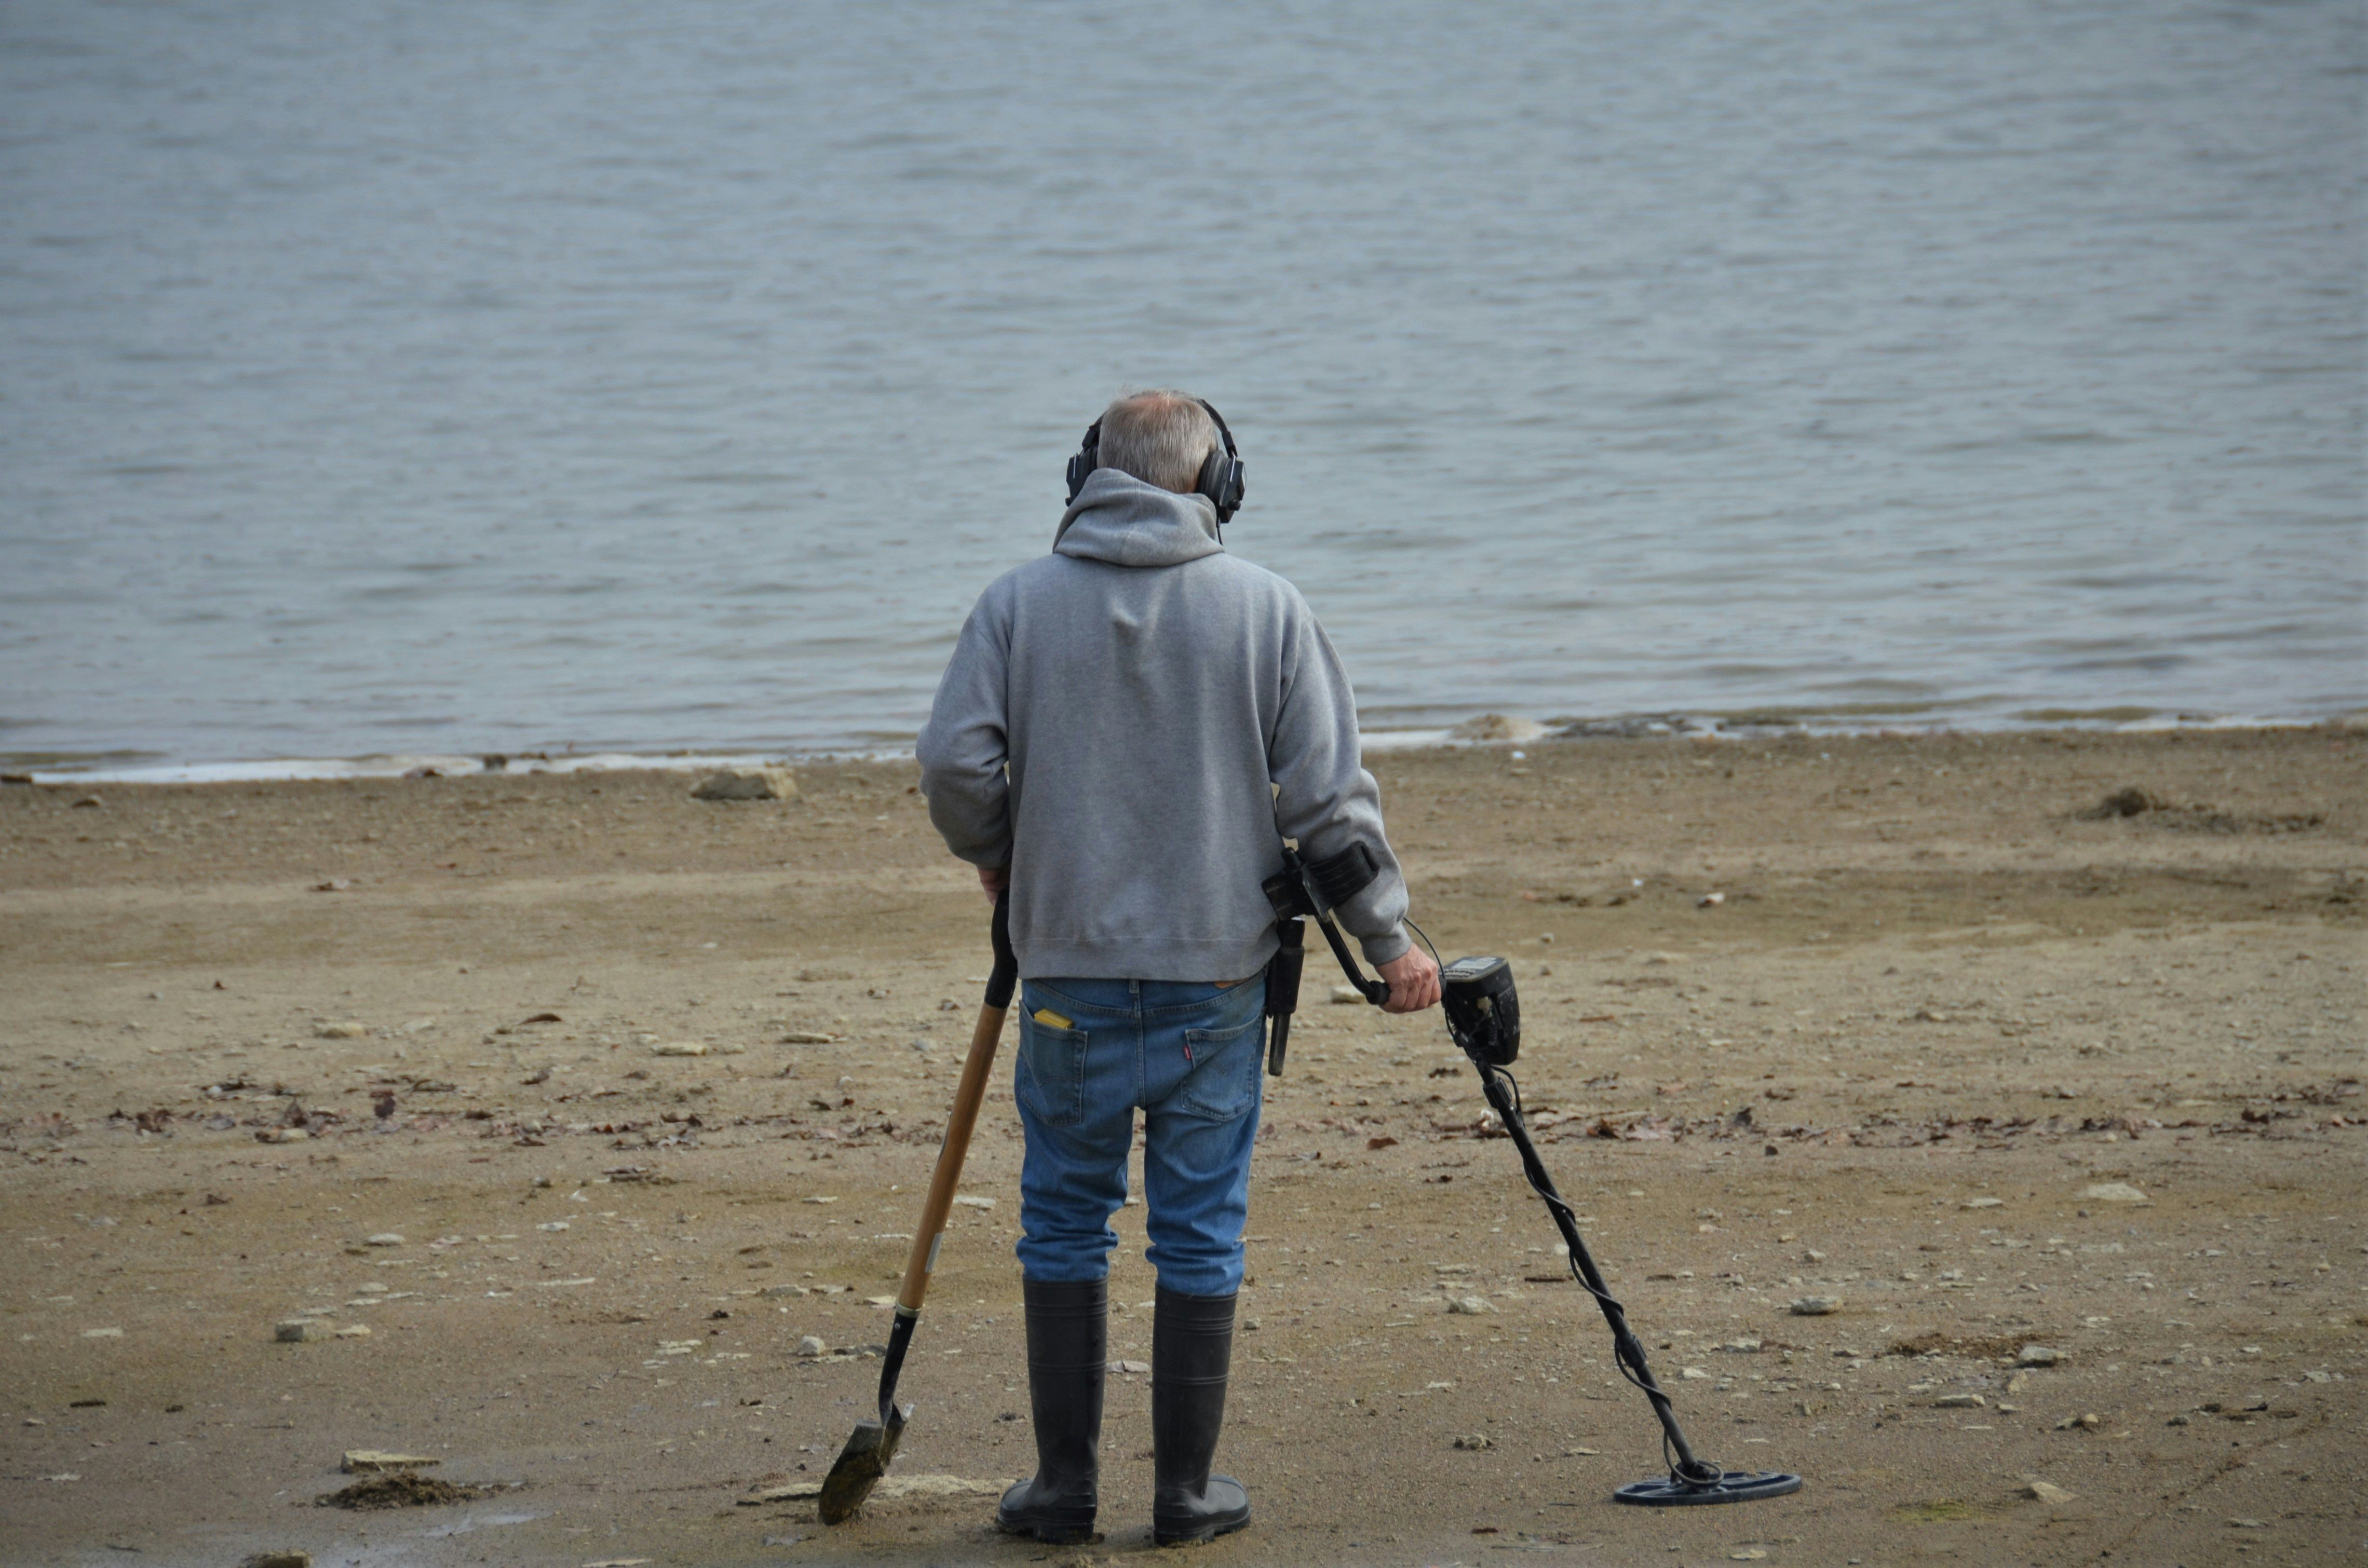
1016, 1012, 1089, 1128
1174, 1014, 1265, 1123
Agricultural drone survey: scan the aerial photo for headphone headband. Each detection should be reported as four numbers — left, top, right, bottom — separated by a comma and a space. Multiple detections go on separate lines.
1065, 397, 1247, 527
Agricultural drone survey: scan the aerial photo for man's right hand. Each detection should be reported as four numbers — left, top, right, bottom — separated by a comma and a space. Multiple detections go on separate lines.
1376, 945, 1441, 1014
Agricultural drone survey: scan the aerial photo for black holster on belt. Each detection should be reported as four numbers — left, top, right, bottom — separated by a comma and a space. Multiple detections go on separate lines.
1260, 842, 1385, 1076
1264, 916, 1306, 1075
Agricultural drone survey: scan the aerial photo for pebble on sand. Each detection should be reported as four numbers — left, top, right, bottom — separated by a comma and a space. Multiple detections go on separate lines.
1448, 1296, 1496, 1315
1330, 984, 1365, 1004
334, 1325, 370, 1339
651, 1041, 709, 1057
315, 1021, 369, 1039
1789, 1296, 1843, 1316
239, 1553, 312, 1568
342, 1451, 440, 1474
796, 1335, 828, 1357
2079, 1182, 2149, 1204
365, 1233, 405, 1247
275, 1319, 331, 1343
2024, 1481, 2077, 1504
2018, 1344, 2064, 1367
690, 768, 797, 802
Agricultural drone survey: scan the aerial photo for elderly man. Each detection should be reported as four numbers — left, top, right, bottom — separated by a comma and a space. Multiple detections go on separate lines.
916, 390, 1438, 1545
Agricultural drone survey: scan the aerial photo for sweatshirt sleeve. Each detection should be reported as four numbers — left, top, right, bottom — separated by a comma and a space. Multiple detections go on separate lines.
1268, 599, 1412, 966
915, 590, 1013, 869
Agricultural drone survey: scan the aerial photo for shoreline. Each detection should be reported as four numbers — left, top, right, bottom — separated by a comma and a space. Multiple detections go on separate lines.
5, 710, 2357, 787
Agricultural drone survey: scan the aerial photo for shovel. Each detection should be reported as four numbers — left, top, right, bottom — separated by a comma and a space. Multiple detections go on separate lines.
818, 891, 1018, 1524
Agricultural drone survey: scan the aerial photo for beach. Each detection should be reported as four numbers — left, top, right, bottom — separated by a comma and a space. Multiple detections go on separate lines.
1, 725, 2360, 1565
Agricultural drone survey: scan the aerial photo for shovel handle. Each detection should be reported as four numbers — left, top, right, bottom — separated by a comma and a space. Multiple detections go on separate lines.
895, 894, 1017, 1313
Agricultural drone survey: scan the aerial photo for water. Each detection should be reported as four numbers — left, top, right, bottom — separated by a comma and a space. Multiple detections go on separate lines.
4, 0, 2361, 772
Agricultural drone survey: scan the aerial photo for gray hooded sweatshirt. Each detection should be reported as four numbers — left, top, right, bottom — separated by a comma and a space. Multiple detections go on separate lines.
916, 468, 1411, 982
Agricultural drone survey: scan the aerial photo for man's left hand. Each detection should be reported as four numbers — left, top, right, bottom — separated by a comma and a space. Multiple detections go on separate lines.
1376, 946, 1441, 1014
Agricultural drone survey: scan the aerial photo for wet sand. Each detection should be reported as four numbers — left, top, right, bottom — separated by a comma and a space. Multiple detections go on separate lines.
1, 726, 2361, 1566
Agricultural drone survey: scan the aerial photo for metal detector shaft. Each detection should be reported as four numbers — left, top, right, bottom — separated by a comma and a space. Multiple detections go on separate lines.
1471, 1062, 1706, 1476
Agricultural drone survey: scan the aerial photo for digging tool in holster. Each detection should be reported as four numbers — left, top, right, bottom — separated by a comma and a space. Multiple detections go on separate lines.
1261, 842, 1387, 1075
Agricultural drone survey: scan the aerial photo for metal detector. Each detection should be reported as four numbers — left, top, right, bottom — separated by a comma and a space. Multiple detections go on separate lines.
1267, 852, 1803, 1507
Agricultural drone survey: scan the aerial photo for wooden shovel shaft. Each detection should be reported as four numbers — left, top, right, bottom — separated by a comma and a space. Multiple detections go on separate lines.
894, 996, 1010, 1312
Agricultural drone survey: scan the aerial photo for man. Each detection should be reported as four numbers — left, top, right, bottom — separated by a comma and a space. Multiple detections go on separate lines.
917, 390, 1439, 1546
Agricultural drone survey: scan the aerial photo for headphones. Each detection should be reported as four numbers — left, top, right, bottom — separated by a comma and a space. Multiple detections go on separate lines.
1065, 398, 1247, 526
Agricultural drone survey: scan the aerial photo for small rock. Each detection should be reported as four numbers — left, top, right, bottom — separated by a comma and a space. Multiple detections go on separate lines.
1452, 1432, 1494, 1450
1696, 892, 1725, 908
1680, 1367, 1712, 1381
781, 1031, 836, 1044
2018, 1345, 2063, 1367
275, 1320, 331, 1343
342, 1451, 440, 1474
864, 1294, 895, 1307
1330, 984, 1366, 1005
334, 1325, 370, 1339
1961, 1197, 2004, 1209
2052, 1412, 2101, 1431
365, 1233, 404, 1247
1789, 1296, 1843, 1316
651, 1041, 708, 1057
690, 767, 797, 802
1450, 714, 1546, 743
1449, 1296, 1496, 1315
952, 1194, 996, 1210
796, 1335, 828, 1357
2024, 1481, 2077, 1504
255, 1127, 308, 1144
315, 1021, 369, 1040
1933, 1393, 1985, 1409
79, 1326, 123, 1339
240, 1553, 313, 1568
759, 1284, 804, 1298
2226, 1518, 2267, 1530
1108, 1359, 1150, 1375
1719, 1339, 1762, 1354
2079, 1182, 2149, 1204
1729, 1552, 1766, 1562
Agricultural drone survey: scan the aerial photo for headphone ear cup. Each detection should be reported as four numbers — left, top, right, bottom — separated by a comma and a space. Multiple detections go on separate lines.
1198, 448, 1244, 525
1195, 444, 1231, 511
1065, 422, 1102, 505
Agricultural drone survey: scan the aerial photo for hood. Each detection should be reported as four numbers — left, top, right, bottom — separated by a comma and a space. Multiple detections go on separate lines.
1052, 467, 1224, 568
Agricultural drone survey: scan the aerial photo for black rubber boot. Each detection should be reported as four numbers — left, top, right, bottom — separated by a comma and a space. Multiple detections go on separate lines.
1152, 1284, 1251, 1545
996, 1276, 1105, 1544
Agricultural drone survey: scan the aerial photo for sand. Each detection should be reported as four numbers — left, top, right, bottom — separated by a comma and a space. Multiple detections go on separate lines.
1, 725, 2361, 1566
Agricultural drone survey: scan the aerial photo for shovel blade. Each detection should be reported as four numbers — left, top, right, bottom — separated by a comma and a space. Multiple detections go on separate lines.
817, 1403, 907, 1524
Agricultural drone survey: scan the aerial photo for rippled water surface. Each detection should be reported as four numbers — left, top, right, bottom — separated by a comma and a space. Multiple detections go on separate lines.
3, 0, 2361, 767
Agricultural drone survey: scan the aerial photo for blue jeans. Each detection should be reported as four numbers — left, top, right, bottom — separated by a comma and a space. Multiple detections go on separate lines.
1012, 973, 1267, 1297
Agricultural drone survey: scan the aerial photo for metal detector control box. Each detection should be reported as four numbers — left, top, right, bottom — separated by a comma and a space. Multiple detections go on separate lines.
1440, 954, 1520, 1067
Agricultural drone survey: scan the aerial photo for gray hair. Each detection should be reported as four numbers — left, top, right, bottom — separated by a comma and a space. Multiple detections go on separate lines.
1094, 390, 1220, 495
